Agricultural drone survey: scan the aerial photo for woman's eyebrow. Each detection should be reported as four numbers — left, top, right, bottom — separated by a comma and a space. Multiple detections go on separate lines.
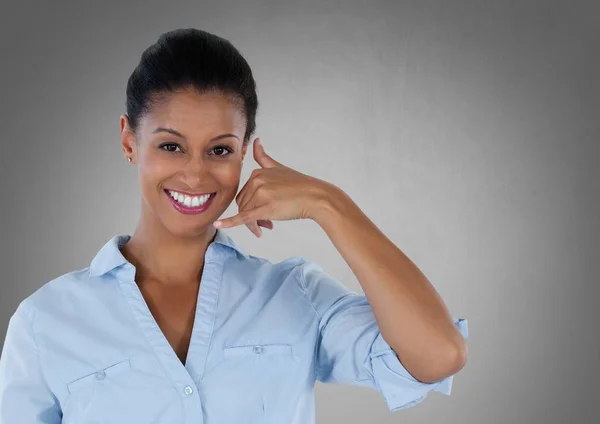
152, 127, 239, 142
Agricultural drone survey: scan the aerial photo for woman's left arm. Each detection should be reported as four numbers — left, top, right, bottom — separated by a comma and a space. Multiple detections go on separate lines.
308, 184, 467, 384
213, 137, 467, 384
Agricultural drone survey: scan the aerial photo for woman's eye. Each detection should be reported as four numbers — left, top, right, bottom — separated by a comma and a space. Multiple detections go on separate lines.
158, 143, 233, 157
211, 145, 233, 157
159, 143, 181, 153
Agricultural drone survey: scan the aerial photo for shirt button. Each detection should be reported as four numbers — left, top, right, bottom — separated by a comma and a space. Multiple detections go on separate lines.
183, 385, 194, 396
253, 345, 264, 354
95, 370, 106, 380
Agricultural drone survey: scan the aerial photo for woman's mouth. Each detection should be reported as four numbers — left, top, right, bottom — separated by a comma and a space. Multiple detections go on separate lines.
164, 189, 216, 215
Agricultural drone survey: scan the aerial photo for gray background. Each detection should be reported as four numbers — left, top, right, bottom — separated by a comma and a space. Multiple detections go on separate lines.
1, 0, 599, 422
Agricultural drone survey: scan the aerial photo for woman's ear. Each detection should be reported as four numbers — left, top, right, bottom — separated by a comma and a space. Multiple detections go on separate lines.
120, 115, 137, 162
241, 142, 249, 162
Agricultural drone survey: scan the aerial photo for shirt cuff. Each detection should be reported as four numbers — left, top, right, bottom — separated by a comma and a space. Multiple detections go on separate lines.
368, 317, 468, 411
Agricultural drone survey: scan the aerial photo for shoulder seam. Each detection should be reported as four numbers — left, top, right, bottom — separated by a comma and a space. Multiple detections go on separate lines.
16, 301, 56, 399
18, 300, 41, 360
17, 298, 60, 406
293, 259, 323, 321
292, 259, 324, 381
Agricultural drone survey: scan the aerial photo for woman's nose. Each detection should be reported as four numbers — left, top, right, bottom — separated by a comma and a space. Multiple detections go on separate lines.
181, 158, 210, 187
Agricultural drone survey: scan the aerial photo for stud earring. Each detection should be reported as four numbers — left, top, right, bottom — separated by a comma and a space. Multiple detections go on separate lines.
127, 157, 132, 163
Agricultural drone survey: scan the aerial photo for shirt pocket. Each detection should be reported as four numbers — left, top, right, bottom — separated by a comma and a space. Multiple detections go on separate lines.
66, 358, 132, 394
223, 343, 294, 358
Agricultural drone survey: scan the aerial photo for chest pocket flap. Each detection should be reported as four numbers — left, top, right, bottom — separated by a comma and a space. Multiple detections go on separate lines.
223, 343, 293, 358
67, 358, 132, 394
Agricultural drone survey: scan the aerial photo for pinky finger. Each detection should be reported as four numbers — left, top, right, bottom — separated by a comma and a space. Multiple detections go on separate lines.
257, 219, 274, 230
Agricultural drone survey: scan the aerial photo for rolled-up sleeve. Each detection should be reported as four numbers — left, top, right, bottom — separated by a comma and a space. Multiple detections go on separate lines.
0, 301, 62, 423
299, 258, 469, 412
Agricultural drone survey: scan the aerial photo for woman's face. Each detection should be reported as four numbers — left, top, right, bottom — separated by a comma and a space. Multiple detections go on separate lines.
120, 89, 248, 238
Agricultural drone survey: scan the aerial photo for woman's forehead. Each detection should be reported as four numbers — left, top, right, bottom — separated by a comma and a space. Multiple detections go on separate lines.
141, 90, 246, 134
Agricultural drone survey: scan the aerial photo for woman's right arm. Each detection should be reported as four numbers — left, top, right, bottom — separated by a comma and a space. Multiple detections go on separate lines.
0, 302, 62, 423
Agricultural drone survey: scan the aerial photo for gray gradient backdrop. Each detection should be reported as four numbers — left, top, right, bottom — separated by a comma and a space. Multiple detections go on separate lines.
1, 0, 599, 423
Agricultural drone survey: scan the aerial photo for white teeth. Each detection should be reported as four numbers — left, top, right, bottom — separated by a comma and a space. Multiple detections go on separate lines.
168, 190, 211, 207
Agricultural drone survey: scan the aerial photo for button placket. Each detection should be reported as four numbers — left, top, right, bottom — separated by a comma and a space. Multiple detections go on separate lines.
117, 246, 227, 421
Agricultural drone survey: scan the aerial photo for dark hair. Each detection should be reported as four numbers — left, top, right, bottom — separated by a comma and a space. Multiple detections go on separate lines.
125, 28, 258, 144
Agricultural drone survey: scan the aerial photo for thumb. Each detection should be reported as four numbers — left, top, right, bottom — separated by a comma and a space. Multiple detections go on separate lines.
254, 138, 280, 169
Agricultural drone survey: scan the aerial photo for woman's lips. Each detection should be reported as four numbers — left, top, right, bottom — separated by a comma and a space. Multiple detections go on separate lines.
164, 190, 216, 215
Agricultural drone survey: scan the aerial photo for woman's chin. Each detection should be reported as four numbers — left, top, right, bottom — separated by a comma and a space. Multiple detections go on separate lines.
161, 215, 220, 238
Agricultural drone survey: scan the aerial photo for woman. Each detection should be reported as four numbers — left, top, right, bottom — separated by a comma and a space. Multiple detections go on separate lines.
0, 28, 468, 423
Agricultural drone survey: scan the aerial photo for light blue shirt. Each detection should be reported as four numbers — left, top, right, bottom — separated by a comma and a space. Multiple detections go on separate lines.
0, 228, 468, 423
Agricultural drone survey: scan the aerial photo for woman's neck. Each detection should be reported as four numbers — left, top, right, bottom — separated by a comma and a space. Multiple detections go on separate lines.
121, 217, 218, 286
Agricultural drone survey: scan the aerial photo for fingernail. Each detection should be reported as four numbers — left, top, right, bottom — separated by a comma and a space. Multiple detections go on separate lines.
213, 221, 222, 227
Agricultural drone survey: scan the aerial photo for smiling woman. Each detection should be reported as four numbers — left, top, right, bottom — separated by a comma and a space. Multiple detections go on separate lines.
0, 27, 468, 424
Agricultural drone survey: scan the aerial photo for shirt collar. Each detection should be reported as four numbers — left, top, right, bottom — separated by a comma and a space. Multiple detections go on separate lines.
88, 228, 249, 278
